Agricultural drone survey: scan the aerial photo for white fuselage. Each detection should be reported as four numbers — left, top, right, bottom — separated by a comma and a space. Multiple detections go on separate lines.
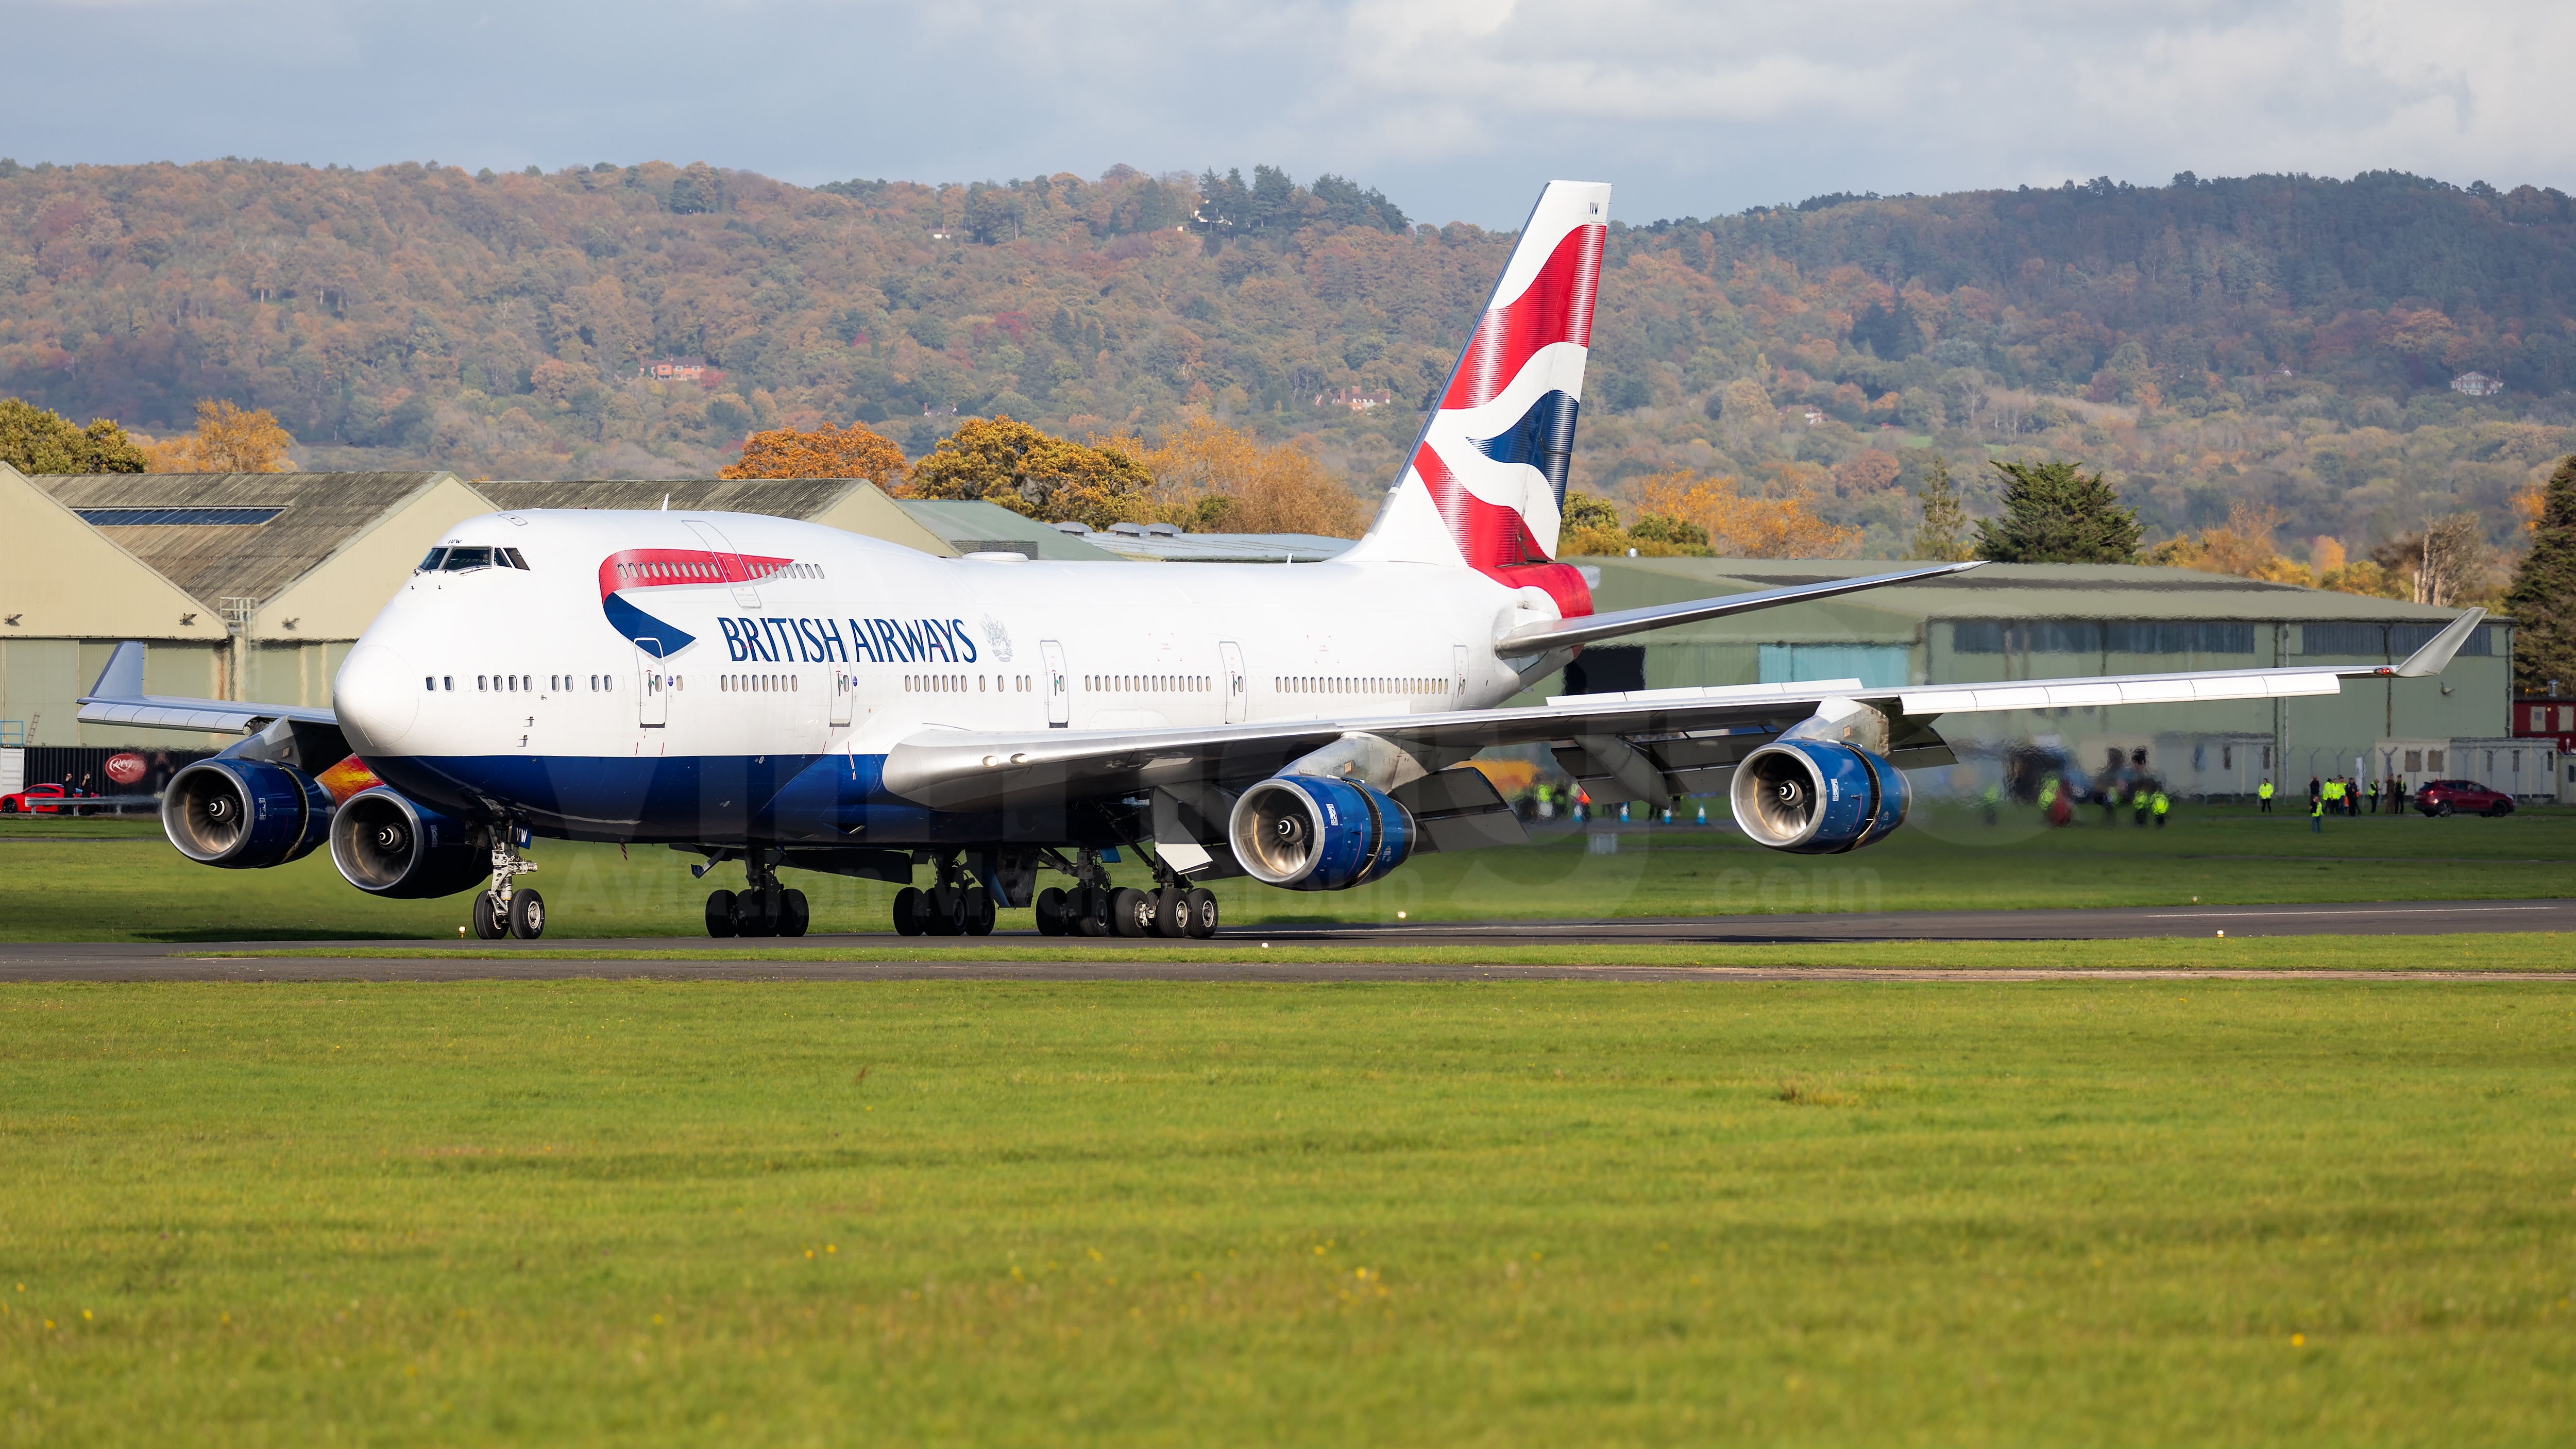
332, 510, 1565, 843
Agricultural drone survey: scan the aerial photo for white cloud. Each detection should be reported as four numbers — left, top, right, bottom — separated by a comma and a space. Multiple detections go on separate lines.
5, 0, 2571, 224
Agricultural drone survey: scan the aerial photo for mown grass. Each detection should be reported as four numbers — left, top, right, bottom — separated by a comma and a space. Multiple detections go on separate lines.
209, 932, 2576, 973
1, 980, 2570, 1444
5, 806, 2573, 942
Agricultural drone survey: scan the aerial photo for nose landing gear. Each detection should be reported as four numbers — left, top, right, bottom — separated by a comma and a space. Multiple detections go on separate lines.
471, 825, 544, 940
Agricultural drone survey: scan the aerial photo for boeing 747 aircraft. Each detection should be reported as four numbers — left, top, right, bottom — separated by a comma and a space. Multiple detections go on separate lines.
79, 181, 2486, 940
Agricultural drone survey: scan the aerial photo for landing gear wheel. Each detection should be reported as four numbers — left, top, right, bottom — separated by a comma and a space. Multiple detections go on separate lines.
777, 888, 809, 938
1035, 886, 1068, 937
734, 892, 776, 938
471, 891, 507, 940
1108, 886, 1153, 938
1182, 887, 1219, 939
934, 887, 971, 936
509, 889, 546, 940
964, 889, 995, 937
1153, 886, 1190, 938
892, 886, 926, 937
705, 889, 739, 938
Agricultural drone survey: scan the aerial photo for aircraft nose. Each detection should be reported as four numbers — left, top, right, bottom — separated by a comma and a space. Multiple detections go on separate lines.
335, 642, 420, 751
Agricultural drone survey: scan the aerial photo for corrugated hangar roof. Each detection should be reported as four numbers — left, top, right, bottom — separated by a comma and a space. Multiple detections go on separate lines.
29, 471, 456, 606
478, 477, 858, 516
1588, 557, 2474, 625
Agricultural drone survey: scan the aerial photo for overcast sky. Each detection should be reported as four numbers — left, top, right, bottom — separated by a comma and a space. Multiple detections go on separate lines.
14, 0, 2569, 227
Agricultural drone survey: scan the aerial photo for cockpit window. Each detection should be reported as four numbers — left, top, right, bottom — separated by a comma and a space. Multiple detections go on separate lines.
440, 546, 497, 571
416, 547, 448, 572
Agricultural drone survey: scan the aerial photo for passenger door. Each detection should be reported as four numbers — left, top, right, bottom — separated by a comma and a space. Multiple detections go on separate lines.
1041, 640, 1070, 728
1221, 639, 1248, 724
1452, 643, 1469, 703
829, 666, 854, 727
636, 639, 667, 727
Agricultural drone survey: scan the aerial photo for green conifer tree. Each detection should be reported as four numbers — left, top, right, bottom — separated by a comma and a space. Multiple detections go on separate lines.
1908, 453, 1973, 561
2504, 453, 2576, 693
1973, 459, 2141, 563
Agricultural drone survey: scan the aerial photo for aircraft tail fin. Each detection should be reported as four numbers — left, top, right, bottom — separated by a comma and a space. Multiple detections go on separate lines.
1345, 180, 1609, 619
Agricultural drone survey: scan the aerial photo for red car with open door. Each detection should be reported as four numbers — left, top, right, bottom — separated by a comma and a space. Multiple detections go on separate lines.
2413, 779, 2514, 817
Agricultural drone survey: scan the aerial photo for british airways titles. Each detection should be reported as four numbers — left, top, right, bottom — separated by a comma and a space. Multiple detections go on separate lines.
718, 616, 979, 666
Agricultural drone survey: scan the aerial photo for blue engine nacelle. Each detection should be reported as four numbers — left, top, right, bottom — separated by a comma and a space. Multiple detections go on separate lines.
1728, 740, 1909, 853
161, 759, 332, 869
328, 785, 491, 899
1227, 775, 1416, 890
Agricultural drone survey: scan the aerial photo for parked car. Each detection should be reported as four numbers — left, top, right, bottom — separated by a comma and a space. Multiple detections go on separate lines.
2414, 779, 2515, 817
0, 783, 104, 816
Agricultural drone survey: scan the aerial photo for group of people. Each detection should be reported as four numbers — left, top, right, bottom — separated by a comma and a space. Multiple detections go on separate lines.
2026, 774, 2168, 828
2260, 774, 2409, 830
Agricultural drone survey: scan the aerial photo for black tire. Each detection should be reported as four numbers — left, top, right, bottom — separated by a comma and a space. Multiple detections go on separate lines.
509, 889, 546, 940
2437, 802, 2454, 817
471, 891, 506, 940
1182, 887, 1219, 939
964, 889, 994, 937
1035, 886, 1067, 937
1108, 886, 1153, 937
777, 888, 809, 938
893, 886, 925, 937
735, 891, 776, 938
1076, 887, 1108, 936
705, 889, 739, 938
0, 799, 15, 814
1154, 886, 1189, 938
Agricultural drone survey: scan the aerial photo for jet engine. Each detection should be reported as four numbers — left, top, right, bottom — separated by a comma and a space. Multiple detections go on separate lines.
161, 759, 333, 869
1228, 775, 1416, 890
329, 785, 490, 898
1728, 739, 1909, 853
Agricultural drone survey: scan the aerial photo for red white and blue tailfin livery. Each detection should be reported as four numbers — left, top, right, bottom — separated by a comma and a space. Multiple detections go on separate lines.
1346, 179, 1607, 620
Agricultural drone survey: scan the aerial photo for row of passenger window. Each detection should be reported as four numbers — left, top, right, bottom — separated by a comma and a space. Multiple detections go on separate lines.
421, 674, 619, 692
1276, 676, 1447, 695
905, 675, 1036, 692
1088, 674, 1208, 693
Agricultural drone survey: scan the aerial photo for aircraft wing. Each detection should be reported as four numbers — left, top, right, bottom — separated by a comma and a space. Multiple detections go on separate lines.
75, 641, 340, 733
879, 608, 2487, 814
1497, 559, 1984, 653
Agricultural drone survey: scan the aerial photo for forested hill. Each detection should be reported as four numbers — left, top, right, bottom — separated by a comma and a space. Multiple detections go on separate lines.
2, 158, 2571, 559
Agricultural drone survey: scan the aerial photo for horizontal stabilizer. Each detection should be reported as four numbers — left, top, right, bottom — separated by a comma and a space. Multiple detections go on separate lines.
1499, 560, 1982, 654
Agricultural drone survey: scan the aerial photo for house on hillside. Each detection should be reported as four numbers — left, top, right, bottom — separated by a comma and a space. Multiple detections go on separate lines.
2450, 371, 2505, 396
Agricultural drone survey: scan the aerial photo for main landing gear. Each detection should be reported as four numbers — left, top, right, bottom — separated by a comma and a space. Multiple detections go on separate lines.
892, 854, 995, 937
470, 826, 545, 940
700, 848, 809, 939
1031, 848, 1218, 939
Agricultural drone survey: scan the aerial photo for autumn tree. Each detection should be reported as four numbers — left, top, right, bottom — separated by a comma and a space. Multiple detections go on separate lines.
1636, 469, 1859, 559
2370, 514, 2492, 606
904, 415, 1153, 530
2143, 501, 2312, 584
0, 398, 148, 474
1132, 416, 1366, 536
2505, 454, 2576, 693
720, 420, 909, 484
1907, 454, 1972, 561
1557, 491, 1630, 555
1974, 460, 2140, 564
144, 399, 297, 472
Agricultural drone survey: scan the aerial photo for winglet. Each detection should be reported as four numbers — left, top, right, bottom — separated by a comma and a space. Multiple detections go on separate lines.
2391, 608, 2486, 678
88, 640, 147, 702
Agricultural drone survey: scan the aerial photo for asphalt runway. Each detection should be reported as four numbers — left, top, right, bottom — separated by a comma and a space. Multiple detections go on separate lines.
2, 898, 2569, 982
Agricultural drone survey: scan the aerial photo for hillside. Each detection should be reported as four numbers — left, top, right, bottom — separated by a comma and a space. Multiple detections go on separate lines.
2, 158, 2570, 561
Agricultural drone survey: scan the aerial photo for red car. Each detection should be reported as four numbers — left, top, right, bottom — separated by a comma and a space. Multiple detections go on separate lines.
2414, 779, 2515, 817
0, 783, 104, 816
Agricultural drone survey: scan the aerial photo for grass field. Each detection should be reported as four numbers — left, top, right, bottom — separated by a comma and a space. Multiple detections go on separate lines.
5, 805, 2573, 942
3, 979, 2570, 1444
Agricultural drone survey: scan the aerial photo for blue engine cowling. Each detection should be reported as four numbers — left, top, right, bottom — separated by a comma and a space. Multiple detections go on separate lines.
329, 785, 490, 898
161, 759, 332, 869
1728, 740, 1909, 853
1227, 776, 1416, 890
